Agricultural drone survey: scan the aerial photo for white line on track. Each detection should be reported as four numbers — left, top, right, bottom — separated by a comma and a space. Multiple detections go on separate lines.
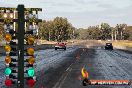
53, 61, 75, 88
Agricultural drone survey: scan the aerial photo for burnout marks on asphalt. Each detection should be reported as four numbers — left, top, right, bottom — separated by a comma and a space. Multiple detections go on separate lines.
59, 48, 132, 88
57, 48, 96, 88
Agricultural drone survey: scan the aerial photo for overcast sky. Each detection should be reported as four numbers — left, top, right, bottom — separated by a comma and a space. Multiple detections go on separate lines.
0, 0, 132, 28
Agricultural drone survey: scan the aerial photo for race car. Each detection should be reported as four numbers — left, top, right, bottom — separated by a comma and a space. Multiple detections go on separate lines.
105, 43, 113, 50
55, 42, 66, 50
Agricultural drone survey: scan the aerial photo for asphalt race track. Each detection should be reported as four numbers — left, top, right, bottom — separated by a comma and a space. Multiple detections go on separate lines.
0, 44, 132, 88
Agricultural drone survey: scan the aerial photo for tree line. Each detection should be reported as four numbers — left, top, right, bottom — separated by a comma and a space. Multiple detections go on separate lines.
38, 17, 75, 41
75, 23, 132, 40
0, 16, 132, 41
38, 18, 132, 41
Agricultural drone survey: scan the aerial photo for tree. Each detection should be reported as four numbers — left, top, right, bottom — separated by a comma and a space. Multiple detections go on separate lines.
100, 23, 111, 40
123, 26, 132, 40
87, 26, 101, 40
52, 17, 74, 41
38, 20, 47, 39
0, 23, 5, 41
115, 24, 127, 40
38, 17, 74, 41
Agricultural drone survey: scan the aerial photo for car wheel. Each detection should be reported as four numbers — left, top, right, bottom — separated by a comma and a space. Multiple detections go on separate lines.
64, 48, 66, 50
55, 48, 57, 50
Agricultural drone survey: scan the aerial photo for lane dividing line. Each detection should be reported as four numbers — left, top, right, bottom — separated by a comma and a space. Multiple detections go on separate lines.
58, 68, 72, 88
53, 62, 75, 88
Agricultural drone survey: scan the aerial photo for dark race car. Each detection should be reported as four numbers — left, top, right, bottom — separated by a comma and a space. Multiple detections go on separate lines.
105, 43, 113, 50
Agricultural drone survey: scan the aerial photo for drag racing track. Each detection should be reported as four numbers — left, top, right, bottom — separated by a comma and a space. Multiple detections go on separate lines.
0, 46, 132, 88
0, 47, 79, 88
51, 47, 132, 88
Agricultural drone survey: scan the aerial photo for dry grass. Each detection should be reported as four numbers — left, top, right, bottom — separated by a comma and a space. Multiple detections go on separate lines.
112, 40, 132, 48
38, 39, 132, 48
37, 40, 57, 44
99, 40, 132, 48
98, 40, 132, 48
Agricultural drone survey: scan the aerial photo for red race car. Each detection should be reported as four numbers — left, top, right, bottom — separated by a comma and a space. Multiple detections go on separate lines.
55, 42, 66, 50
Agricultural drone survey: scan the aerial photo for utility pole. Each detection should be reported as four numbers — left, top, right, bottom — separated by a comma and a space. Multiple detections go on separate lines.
115, 30, 117, 40
111, 30, 113, 41
17, 5, 24, 88
49, 30, 51, 41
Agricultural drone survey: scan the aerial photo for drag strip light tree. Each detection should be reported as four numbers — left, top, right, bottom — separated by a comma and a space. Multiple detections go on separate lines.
0, 5, 42, 88
1, 8, 18, 87
24, 8, 42, 87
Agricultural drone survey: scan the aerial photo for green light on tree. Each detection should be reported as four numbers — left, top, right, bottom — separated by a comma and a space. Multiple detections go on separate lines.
27, 68, 35, 77
5, 67, 12, 75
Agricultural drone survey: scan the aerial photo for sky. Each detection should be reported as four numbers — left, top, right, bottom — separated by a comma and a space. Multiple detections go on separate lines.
0, 0, 132, 28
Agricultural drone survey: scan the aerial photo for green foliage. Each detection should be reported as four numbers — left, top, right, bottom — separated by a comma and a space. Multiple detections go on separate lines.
75, 23, 112, 40
0, 12, 131, 41
100, 23, 112, 40
123, 26, 132, 40
39, 17, 74, 41
0, 22, 5, 41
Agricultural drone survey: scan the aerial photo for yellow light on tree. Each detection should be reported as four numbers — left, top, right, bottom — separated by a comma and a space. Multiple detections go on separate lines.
28, 57, 35, 65
5, 34, 12, 42
5, 45, 11, 53
27, 48, 34, 56
27, 37, 35, 45
5, 56, 11, 64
